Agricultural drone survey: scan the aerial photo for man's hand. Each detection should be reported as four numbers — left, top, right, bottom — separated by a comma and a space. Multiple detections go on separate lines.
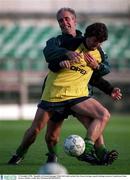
59, 51, 82, 69
59, 60, 71, 69
111, 88, 122, 100
66, 51, 82, 64
84, 53, 100, 70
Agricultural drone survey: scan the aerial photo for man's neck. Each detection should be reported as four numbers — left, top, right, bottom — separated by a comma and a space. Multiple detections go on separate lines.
71, 31, 76, 37
66, 30, 76, 37
62, 29, 82, 37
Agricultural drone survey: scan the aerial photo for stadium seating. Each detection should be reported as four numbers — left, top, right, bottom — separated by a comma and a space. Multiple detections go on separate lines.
0, 24, 130, 71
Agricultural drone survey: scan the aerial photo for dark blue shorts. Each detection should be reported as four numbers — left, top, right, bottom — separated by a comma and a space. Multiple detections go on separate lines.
38, 96, 90, 122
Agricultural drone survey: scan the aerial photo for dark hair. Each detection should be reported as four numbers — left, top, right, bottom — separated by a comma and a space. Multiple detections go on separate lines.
56, 7, 76, 19
84, 23, 108, 42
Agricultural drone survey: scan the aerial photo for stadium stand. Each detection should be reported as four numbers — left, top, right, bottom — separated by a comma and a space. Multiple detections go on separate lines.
0, 24, 60, 71
0, 23, 130, 71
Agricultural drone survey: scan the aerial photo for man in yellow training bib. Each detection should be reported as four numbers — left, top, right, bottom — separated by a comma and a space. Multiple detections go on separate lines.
37, 23, 109, 164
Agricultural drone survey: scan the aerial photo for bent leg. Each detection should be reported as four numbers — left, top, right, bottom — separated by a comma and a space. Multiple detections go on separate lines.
74, 113, 105, 146
71, 98, 110, 143
45, 118, 64, 163
45, 118, 64, 153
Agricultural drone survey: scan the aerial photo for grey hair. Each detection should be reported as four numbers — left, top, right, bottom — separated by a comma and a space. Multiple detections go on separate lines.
56, 7, 76, 19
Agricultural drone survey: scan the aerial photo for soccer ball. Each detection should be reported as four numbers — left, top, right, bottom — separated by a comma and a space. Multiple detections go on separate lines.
38, 163, 68, 174
64, 134, 85, 157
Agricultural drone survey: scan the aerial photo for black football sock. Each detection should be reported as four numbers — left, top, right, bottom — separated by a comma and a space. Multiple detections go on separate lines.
16, 146, 28, 157
48, 144, 58, 155
95, 144, 108, 160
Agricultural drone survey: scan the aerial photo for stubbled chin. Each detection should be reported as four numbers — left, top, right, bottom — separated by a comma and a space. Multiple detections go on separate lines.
65, 30, 72, 34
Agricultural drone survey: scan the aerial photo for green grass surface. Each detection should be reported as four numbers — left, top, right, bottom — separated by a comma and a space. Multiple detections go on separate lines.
0, 115, 130, 174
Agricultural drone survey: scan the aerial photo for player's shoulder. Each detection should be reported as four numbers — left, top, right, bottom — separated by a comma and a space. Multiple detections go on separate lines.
45, 35, 62, 46
97, 46, 107, 55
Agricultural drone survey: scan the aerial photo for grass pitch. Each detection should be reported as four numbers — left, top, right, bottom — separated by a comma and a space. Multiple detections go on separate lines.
0, 115, 130, 174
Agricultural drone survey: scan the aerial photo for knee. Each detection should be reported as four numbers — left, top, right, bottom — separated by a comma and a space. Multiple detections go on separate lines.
102, 108, 110, 124
34, 127, 41, 135
28, 126, 41, 137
